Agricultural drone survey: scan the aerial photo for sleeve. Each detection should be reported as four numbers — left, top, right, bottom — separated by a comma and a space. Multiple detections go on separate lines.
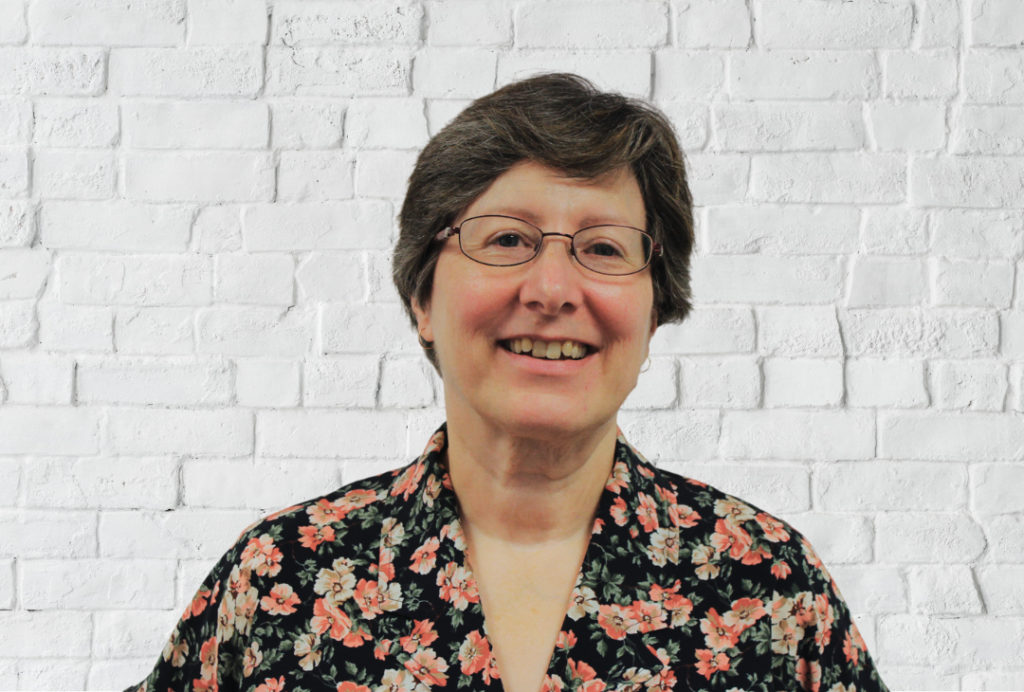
771, 534, 890, 692
126, 533, 263, 692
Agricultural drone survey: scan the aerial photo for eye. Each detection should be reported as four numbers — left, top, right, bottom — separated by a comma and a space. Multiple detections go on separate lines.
486, 230, 535, 249
495, 233, 524, 248
586, 241, 624, 257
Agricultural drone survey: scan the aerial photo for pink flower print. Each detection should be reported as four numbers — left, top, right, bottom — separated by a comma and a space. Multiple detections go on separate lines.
610, 497, 629, 526
700, 608, 740, 651
400, 619, 439, 653
796, 658, 822, 692
596, 603, 639, 640
404, 648, 450, 687
311, 598, 352, 641
411, 537, 440, 575
605, 461, 629, 494
261, 583, 301, 616
292, 633, 321, 671
436, 562, 479, 611
636, 492, 659, 533
298, 525, 336, 551
710, 519, 752, 561
458, 630, 492, 677
772, 616, 805, 657
714, 497, 756, 526
755, 512, 791, 543
695, 649, 730, 680
723, 597, 767, 633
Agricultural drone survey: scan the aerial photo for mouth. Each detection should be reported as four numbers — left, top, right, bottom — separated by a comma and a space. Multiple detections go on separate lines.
499, 337, 595, 361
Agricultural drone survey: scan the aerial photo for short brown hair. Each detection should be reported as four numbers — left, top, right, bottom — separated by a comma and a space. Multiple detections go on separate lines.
393, 73, 695, 368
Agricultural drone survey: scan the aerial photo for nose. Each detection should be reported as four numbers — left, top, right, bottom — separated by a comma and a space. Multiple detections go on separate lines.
518, 234, 584, 316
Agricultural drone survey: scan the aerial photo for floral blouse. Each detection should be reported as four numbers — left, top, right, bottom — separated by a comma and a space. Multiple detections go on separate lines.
131, 423, 889, 692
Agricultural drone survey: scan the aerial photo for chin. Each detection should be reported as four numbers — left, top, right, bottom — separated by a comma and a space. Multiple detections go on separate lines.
489, 393, 615, 442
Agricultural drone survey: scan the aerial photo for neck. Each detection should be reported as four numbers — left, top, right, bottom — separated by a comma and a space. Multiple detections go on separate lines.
443, 405, 618, 546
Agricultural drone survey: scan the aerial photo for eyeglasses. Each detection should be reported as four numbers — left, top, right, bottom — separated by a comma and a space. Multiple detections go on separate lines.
435, 215, 663, 276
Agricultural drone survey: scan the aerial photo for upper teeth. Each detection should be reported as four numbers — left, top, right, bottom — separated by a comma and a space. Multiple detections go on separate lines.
508, 338, 588, 360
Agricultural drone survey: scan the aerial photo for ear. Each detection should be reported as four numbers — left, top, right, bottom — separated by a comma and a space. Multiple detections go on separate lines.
412, 297, 433, 342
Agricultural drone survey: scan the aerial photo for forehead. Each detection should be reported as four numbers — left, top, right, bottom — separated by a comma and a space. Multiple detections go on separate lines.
459, 161, 645, 227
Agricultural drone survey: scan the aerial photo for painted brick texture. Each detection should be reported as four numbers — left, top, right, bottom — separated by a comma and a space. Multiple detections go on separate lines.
1, 0, 1023, 688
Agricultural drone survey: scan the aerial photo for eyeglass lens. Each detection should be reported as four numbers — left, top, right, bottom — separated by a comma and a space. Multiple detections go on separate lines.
458, 216, 653, 275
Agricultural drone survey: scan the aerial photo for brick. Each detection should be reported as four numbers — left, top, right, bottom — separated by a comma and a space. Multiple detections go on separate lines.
845, 358, 928, 408
870, 101, 946, 151
659, 101, 708, 150
37, 302, 113, 351
877, 513, 986, 563
0, 146, 27, 197
666, 462, 809, 513
615, 410, 720, 460
93, 610, 181, 658
278, 150, 355, 201
99, 510, 258, 559
692, 255, 841, 304
31, 0, 184, 45
235, 358, 300, 407
761, 0, 911, 48
714, 102, 863, 152
499, 51, 652, 98
758, 309, 841, 360
115, 307, 193, 355
678, 355, 759, 408
828, 565, 907, 614
380, 355, 436, 408
0, 612, 92, 657
0, 1, 26, 44
366, 250, 403, 304
675, 0, 749, 48
953, 105, 1024, 155
931, 360, 1007, 411
258, 409, 406, 458
0, 98, 31, 144
41, 201, 191, 252
931, 209, 1024, 259
321, 302, 417, 354
0, 558, 10, 608
840, 309, 998, 358
214, 253, 294, 305
0, 406, 100, 454
0, 509, 97, 557
127, 152, 274, 202
971, 463, 1024, 514
685, 153, 748, 204
981, 514, 1024, 563
304, 355, 379, 408
763, 358, 842, 408
880, 412, 1024, 461
296, 252, 367, 302
976, 565, 1024, 614
32, 149, 115, 199
243, 202, 393, 250
0, 201, 32, 247
197, 306, 313, 357
78, 357, 232, 406
355, 149, 416, 199
930, 258, 1013, 308
188, 0, 267, 45
919, 0, 960, 48
0, 48, 105, 95
786, 512, 873, 564
622, 357, 677, 410
971, 0, 1024, 46
272, 1, 421, 46
428, 1, 511, 46
33, 99, 117, 147
0, 352, 72, 404
965, 50, 1024, 103
1003, 311, 1024, 358
59, 254, 211, 306
22, 559, 174, 609
961, 672, 1024, 690
879, 616, 1024, 670
110, 47, 262, 96
23, 456, 177, 509
427, 99, 470, 137
708, 205, 859, 256
885, 49, 958, 99
107, 407, 254, 455
721, 410, 875, 460
861, 207, 928, 255
731, 51, 879, 100
266, 47, 410, 96
516, 2, 667, 49
345, 98, 428, 149
0, 460, 18, 506
270, 100, 344, 149
0, 299, 34, 347
413, 49, 498, 98
123, 101, 268, 149
654, 51, 724, 100
818, 461, 965, 512
908, 565, 983, 614
194, 205, 242, 253
847, 257, 925, 307
649, 307, 754, 354
0, 248, 49, 299
183, 458, 344, 509
751, 153, 905, 204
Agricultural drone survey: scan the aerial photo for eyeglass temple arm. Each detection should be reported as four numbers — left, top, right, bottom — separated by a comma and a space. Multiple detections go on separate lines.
436, 227, 458, 241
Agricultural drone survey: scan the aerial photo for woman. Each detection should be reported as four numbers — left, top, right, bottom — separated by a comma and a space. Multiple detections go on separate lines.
131, 74, 888, 692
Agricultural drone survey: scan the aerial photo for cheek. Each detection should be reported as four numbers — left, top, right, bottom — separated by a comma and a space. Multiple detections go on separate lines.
588, 283, 655, 348
431, 258, 515, 341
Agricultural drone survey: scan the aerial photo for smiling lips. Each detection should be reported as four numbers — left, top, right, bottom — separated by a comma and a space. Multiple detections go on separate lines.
503, 337, 590, 360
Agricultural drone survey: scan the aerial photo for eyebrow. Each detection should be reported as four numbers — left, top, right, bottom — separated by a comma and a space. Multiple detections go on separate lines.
479, 207, 643, 229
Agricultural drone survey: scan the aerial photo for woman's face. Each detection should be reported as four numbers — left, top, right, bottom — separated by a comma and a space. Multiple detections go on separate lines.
413, 160, 656, 439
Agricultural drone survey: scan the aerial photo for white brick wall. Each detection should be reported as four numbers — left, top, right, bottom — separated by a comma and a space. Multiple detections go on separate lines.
1, 0, 1023, 688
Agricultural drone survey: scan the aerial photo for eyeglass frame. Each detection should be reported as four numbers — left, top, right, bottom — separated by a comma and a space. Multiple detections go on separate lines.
435, 214, 664, 277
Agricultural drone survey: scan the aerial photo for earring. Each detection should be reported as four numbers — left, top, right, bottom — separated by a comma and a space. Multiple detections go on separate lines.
640, 356, 651, 373
418, 330, 434, 350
